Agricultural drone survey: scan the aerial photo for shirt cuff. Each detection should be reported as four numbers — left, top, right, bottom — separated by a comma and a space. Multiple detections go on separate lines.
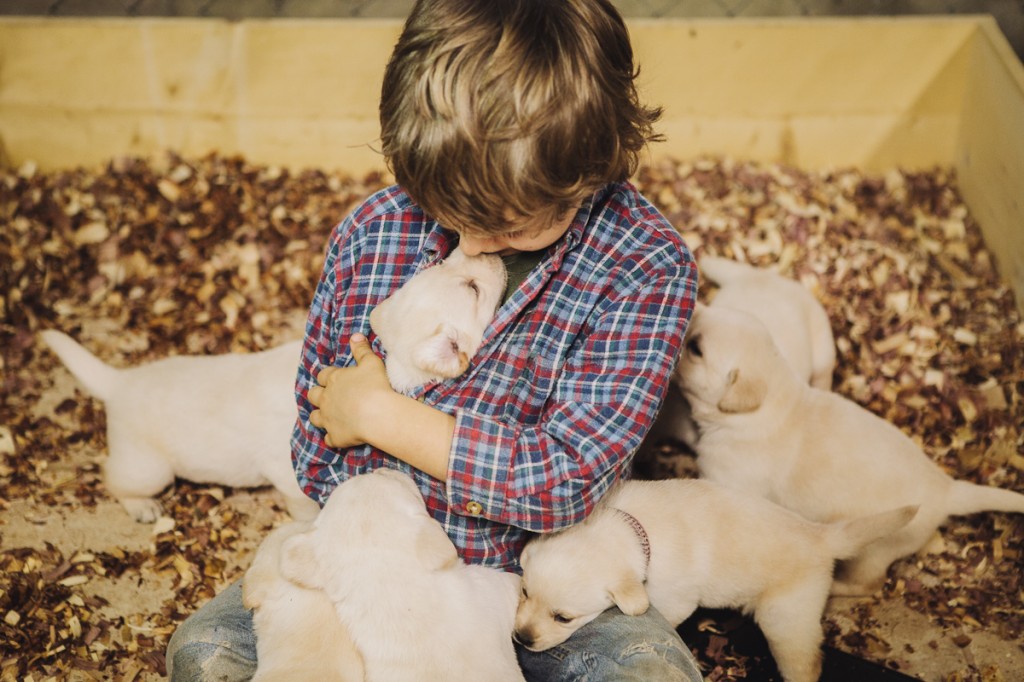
445, 410, 516, 520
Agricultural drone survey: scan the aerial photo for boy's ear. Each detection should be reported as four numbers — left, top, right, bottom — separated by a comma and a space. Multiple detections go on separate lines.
608, 574, 650, 616
717, 368, 766, 414
278, 531, 324, 590
412, 324, 469, 379
415, 518, 460, 572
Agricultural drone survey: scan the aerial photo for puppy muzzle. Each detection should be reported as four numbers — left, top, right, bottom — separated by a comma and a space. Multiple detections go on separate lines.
512, 628, 539, 651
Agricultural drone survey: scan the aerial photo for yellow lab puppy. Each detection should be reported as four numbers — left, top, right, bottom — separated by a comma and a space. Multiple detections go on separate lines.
676, 304, 1024, 595
515, 479, 915, 682
243, 521, 365, 681
279, 469, 525, 682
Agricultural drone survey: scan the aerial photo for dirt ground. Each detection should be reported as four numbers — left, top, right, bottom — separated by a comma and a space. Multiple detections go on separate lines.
2, 154, 1022, 681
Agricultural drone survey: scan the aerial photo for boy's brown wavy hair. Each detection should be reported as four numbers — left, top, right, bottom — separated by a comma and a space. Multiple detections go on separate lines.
379, 0, 663, 234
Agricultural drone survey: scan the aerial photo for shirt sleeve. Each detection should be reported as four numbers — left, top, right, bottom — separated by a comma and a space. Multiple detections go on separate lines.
444, 257, 697, 533
291, 214, 351, 500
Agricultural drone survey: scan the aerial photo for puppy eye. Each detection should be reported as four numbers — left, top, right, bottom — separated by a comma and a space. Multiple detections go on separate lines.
686, 337, 702, 358
464, 279, 480, 297
553, 613, 574, 625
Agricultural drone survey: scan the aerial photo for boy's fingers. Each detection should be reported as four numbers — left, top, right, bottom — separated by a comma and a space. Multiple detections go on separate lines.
308, 386, 323, 407
317, 366, 337, 386
309, 409, 323, 428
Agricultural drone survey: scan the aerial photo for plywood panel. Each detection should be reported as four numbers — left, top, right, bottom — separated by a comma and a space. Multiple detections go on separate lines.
0, 18, 399, 173
631, 18, 974, 168
955, 18, 1024, 311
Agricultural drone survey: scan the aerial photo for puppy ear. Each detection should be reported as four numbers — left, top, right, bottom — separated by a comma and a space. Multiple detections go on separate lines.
608, 575, 650, 616
412, 324, 470, 379
278, 531, 325, 590
415, 519, 460, 571
717, 368, 766, 413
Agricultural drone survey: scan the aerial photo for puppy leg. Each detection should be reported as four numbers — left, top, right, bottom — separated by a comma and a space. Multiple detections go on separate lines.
103, 447, 175, 523
755, 584, 829, 682
831, 547, 904, 597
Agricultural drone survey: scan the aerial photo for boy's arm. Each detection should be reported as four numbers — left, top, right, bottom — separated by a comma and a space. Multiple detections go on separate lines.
308, 335, 455, 481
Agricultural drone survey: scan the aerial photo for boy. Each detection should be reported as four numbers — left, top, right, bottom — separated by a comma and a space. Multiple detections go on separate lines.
167, 1, 701, 679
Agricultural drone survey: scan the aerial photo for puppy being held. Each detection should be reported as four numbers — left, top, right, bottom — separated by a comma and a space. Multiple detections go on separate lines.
369, 246, 507, 394
515, 479, 915, 682
279, 468, 525, 682
676, 304, 1024, 595
242, 521, 365, 682
41, 247, 505, 522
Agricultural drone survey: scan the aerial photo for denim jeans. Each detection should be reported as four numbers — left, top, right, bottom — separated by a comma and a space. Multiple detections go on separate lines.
167, 579, 704, 681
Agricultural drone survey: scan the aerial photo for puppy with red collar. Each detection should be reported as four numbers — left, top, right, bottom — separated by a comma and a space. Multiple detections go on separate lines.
514, 479, 915, 682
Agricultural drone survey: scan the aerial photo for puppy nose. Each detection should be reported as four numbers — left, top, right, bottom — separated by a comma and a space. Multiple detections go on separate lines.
512, 630, 533, 648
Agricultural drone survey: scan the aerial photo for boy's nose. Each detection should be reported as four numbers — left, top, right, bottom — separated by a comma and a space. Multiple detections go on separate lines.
458, 234, 499, 256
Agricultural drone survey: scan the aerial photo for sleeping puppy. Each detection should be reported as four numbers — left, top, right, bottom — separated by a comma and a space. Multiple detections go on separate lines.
676, 305, 1024, 595
700, 255, 836, 390
370, 247, 507, 394
40, 247, 505, 522
515, 479, 916, 682
279, 468, 525, 682
242, 521, 365, 681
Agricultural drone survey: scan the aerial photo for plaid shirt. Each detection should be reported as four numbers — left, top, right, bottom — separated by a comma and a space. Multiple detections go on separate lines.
292, 182, 697, 570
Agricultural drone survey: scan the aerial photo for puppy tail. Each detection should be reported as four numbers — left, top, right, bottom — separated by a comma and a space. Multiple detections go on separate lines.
699, 256, 758, 285
944, 480, 1024, 517
40, 330, 120, 401
826, 505, 919, 559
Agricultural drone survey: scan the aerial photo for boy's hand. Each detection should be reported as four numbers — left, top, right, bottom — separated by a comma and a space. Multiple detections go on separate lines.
308, 334, 394, 448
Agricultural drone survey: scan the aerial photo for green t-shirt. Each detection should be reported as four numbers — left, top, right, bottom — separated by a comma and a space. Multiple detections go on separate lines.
501, 249, 548, 303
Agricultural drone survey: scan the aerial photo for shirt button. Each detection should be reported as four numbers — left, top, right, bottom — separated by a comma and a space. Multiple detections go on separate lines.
465, 501, 483, 516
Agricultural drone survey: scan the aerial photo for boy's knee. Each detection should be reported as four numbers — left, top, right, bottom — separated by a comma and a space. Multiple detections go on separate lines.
165, 582, 256, 681
166, 636, 256, 682
616, 638, 704, 681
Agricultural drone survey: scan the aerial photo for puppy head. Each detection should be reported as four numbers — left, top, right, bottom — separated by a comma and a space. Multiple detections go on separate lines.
370, 247, 507, 391
513, 512, 649, 651
280, 468, 458, 595
674, 304, 788, 417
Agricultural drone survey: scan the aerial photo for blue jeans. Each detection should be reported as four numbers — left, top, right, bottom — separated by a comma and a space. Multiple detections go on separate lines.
167, 579, 704, 681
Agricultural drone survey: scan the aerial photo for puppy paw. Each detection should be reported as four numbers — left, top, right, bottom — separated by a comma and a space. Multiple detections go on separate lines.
121, 497, 164, 523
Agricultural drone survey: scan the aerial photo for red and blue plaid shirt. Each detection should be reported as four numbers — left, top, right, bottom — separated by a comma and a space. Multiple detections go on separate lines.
292, 182, 697, 570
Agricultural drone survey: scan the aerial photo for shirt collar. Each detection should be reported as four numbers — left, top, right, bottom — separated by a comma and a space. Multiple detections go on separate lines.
420, 223, 457, 265
543, 185, 608, 271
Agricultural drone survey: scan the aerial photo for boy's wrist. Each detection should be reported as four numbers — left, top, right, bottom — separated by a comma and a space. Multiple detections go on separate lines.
360, 391, 456, 482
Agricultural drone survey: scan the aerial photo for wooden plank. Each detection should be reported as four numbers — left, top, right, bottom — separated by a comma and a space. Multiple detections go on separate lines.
630, 17, 974, 169
0, 18, 399, 173
954, 18, 1024, 312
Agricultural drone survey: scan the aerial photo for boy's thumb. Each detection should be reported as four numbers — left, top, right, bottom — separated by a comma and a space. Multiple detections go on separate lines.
349, 333, 376, 364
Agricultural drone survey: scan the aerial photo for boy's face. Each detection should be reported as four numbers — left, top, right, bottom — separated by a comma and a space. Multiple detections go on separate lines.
444, 210, 576, 256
